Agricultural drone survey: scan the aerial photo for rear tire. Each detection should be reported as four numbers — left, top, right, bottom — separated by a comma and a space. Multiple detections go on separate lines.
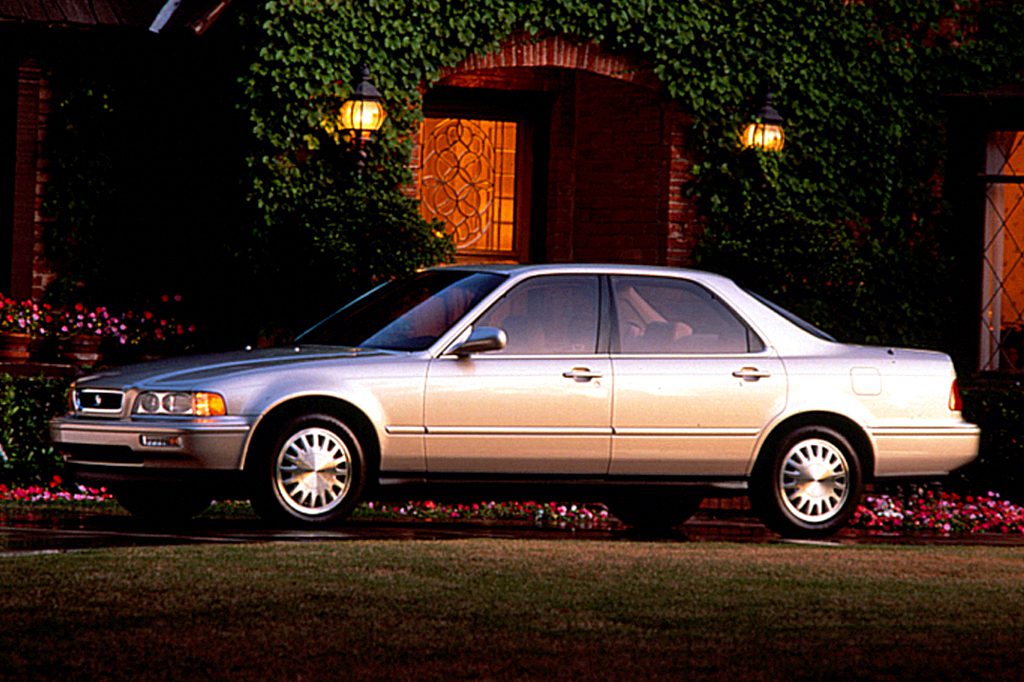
752, 425, 863, 538
249, 413, 367, 526
608, 492, 703, 531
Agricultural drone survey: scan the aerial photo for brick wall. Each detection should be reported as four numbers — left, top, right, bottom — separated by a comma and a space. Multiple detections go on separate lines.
565, 71, 671, 264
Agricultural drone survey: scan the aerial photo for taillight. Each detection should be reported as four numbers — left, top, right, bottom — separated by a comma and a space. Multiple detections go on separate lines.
949, 379, 963, 412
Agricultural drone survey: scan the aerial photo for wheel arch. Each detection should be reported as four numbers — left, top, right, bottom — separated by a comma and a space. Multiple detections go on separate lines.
754, 411, 875, 482
241, 395, 381, 478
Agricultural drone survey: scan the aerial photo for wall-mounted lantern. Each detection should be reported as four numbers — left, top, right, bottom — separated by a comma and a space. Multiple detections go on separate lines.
742, 90, 785, 152
320, 63, 388, 173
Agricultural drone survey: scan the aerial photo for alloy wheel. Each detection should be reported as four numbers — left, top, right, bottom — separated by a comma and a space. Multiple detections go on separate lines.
274, 426, 352, 516
777, 437, 850, 524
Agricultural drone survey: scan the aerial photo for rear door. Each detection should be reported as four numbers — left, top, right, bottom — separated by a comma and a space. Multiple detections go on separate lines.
608, 275, 787, 476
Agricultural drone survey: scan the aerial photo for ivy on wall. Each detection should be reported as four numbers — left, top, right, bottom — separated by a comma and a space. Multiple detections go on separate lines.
244, 0, 1024, 348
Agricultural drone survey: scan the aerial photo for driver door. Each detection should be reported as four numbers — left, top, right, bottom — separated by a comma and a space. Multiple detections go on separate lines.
424, 275, 612, 474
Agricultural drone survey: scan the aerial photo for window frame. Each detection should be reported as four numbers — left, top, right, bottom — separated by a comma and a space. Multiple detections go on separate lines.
978, 130, 1024, 372
419, 87, 550, 264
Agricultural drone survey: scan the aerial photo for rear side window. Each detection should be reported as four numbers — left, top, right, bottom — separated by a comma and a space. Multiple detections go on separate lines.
611, 276, 764, 354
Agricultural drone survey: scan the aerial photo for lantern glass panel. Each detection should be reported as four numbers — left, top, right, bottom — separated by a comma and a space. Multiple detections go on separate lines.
743, 122, 785, 151
340, 99, 387, 138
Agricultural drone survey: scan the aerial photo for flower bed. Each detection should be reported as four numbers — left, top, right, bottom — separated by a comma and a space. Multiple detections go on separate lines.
2, 479, 1023, 535
360, 500, 613, 530
851, 488, 1024, 535
0, 296, 48, 335
0, 293, 196, 365
0, 476, 112, 504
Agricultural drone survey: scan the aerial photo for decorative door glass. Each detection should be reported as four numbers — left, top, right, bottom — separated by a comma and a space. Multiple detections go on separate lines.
417, 117, 518, 258
980, 130, 1024, 371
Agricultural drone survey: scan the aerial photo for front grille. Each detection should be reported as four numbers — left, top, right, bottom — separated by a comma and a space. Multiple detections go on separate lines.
74, 389, 125, 415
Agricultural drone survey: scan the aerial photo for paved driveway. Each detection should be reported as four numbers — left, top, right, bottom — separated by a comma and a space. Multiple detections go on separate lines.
2, 509, 1020, 554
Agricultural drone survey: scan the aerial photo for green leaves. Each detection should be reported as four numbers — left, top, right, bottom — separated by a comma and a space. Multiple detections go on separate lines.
0, 376, 72, 485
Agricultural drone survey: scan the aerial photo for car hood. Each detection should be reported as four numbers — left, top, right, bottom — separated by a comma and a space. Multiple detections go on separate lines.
76, 346, 398, 388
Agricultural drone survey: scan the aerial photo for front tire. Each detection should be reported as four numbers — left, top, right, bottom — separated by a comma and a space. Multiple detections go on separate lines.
249, 413, 367, 526
752, 425, 863, 538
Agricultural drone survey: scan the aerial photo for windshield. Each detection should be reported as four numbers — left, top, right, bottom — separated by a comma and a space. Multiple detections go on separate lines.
296, 270, 507, 351
746, 290, 838, 342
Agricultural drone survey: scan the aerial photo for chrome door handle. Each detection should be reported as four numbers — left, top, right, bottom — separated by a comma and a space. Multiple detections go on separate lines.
732, 367, 771, 381
563, 368, 603, 382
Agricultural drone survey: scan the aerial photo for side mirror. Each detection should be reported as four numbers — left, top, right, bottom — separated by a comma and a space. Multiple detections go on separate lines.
449, 326, 507, 357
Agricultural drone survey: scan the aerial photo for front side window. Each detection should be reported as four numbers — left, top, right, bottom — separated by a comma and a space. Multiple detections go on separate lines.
980, 131, 1024, 371
611, 276, 763, 354
297, 270, 506, 351
475, 276, 600, 355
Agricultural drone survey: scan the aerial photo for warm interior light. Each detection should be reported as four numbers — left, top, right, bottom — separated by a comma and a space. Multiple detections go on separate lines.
417, 117, 518, 253
339, 99, 387, 139
742, 122, 785, 151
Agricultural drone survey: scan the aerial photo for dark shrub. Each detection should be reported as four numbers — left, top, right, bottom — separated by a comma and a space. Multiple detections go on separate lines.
959, 380, 1024, 504
0, 375, 72, 485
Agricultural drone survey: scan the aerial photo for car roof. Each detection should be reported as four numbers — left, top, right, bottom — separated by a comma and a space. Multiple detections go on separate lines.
439, 262, 728, 282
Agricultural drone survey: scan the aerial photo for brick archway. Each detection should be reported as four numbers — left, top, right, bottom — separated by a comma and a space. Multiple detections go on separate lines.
417, 33, 699, 267
438, 32, 663, 92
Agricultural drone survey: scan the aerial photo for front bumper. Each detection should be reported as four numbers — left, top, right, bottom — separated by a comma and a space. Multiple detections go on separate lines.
50, 415, 255, 473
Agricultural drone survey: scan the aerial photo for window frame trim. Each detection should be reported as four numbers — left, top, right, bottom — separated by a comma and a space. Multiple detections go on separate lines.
978, 129, 1024, 372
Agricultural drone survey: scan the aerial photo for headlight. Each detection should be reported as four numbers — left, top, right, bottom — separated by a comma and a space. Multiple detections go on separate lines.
139, 393, 161, 413
134, 391, 227, 417
162, 393, 192, 414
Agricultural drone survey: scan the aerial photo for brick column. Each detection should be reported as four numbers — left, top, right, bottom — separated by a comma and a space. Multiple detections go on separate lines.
664, 108, 700, 267
10, 58, 41, 299
11, 57, 53, 300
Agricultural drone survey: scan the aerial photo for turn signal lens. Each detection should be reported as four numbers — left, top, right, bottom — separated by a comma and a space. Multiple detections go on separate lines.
949, 379, 963, 412
193, 392, 227, 417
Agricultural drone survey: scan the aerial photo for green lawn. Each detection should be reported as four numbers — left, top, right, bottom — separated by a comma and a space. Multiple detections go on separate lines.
2, 540, 1021, 680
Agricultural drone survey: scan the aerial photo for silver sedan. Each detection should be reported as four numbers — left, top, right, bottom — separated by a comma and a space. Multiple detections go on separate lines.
50, 264, 980, 537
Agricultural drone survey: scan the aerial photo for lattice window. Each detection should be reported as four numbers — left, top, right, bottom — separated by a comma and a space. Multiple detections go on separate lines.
417, 117, 518, 257
980, 131, 1024, 371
